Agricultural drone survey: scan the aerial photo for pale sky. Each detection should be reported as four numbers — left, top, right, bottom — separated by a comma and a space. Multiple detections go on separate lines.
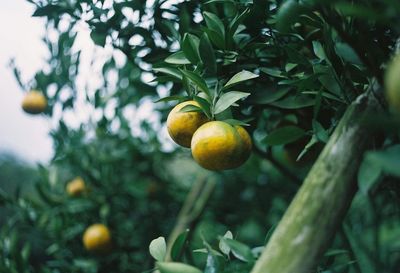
0, 1, 52, 163
0, 1, 174, 163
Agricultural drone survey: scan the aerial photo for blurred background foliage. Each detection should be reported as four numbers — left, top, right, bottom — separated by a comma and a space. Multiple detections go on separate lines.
1, 0, 400, 272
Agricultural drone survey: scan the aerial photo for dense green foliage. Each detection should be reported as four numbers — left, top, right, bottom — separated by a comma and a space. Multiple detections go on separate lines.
2, 0, 400, 272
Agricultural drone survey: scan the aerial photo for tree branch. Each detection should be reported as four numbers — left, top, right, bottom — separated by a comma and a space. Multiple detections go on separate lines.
251, 91, 382, 273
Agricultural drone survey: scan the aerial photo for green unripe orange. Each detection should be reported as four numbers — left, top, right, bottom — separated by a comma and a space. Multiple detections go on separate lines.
385, 53, 400, 111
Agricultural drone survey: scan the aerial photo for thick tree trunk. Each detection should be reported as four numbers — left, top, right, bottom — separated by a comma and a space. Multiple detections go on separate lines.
251, 92, 382, 273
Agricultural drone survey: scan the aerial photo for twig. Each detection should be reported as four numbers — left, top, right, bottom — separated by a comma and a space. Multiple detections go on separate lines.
164, 176, 216, 262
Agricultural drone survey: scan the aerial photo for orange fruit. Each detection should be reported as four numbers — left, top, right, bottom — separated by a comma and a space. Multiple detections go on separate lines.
21, 90, 47, 114
385, 53, 400, 111
191, 121, 252, 170
83, 224, 112, 253
235, 125, 252, 165
66, 177, 86, 197
167, 101, 208, 148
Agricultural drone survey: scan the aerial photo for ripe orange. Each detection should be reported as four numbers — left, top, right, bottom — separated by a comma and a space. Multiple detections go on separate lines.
167, 101, 208, 148
83, 224, 112, 253
21, 90, 47, 114
235, 125, 252, 165
191, 121, 252, 170
66, 177, 86, 197
385, 53, 400, 111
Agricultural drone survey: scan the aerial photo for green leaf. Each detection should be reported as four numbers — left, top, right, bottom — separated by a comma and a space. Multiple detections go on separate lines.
149, 237, 167, 262
223, 70, 259, 90
182, 33, 201, 64
220, 238, 254, 262
153, 67, 182, 80
157, 262, 202, 273
296, 135, 318, 161
228, 8, 250, 36
154, 96, 186, 103
334, 2, 386, 21
194, 95, 212, 118
90, 30, 107, 47
199, 33, 217, 75
193, 248, 224, 257
222, 119, 250, 126
357, 156, 382, 195
324, 249, 349, 257
264, 126, 306, 146
203, 12, 225, 41
165, 51, 191, 65
32, 4, 70, 17
219, 231, 233, 256
204, 0, 235, 4
312, 120, 328, 143
276, 0, 304, 33
171, 230, 190, 261
214, 91, 250, 114
312, 41, 327, 61
205, 252, 220, 273
313, 65, 342, 97
335, 42, 362, 65
343, 224, 376, 273
260, 67, 286, 78
249, 87, 291, 104
179, 105, 203, 113
66, 200, 95, 213
365, 145, 400, 177
285, 63, 298, 72
269, 95, 315, 109
179, 70, 211, 98
204, 29, 225, 49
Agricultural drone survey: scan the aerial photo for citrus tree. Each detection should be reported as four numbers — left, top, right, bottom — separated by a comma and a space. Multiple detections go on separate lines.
2, 0, 400, 273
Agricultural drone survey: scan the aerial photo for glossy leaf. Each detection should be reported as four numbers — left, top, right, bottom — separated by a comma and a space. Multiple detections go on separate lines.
223, 70, 259, 90
170, 230, 190, 261
165, 51, 191, 65
219, 230, 233, 256
358, 156, 382, 195
220, 238, 254, 262
203, 12, 225, 40
199, 33, 217, 75
149, 237, 167, 262
269, 95, 315, 109
154, 67, 182, 80
214, 91, 250, 114
264, 126, 306, 146
157, 262, 202, 273
182, 33, 201, 64
179, 69, 211, 98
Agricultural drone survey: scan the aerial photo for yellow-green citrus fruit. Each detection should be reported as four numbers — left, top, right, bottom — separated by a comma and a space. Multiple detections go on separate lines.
66, 177, 86, 197
83, 224, 112, 253
235, 125, 252, 165
385, 53, 400, 111
167, 100, 208, 148
191, 121, 252, 171
21, 90, 47, 114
